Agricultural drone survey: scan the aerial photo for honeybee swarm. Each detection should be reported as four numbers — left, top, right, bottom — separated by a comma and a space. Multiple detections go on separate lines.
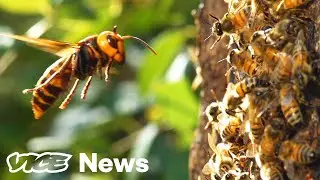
202, 0, 320, 179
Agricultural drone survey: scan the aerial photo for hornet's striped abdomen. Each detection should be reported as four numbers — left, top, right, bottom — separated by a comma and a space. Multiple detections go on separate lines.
32, 56, 73, 119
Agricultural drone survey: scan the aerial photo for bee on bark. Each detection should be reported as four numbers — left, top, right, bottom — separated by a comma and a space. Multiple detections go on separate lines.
203, 142, 237, 179
220, 116, 242, 142
1, 26, 156, 119
235, 77, 270, 98
278, 140, 318, 164
272, 52, 293, 82
279, 83, 303, 129
205, 102, 221, 124
248, 87, 277, 144
260, 161, 288, 180
204, 90, 225, 129
223, 83, 247, 116
216, 143, 235, 173
228, 49, 260, 77
267, 18, 306, 46
249, 114, 265, 144
223, 78, 269, 116
236, 11, 273, 49
258, 0, 312, 17
258, 120, 285, 164
206, 5, 251, 48
250, 31, 285, 70
292, 30, 312, 88
276, 0, 313, 12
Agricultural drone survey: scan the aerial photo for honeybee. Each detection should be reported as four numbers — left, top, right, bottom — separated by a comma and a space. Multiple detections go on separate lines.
250, 31, 283, 68
234, 77, 270, 98
207, 5, 251, 48
205, 102, 223, 129
267, 18, 305, 45
292, 30, 312, 88
260, 161, 287, 180
258, 121, 285, 164
228, 49, 260, 76
249, 115, 265, 144
1, 26, 156, 119
248, 91, 267, 144
223, 78, 269, 117
205, 90, 225, 129
259, 0, 312, 17
272, 52, 293, 82
220, 116, 242, 142
203, 141, 237, 178
229, 143, 256, 176
215, 143, 237, 177
248, 87, 278, 144
278, 140, 318, 164
236, 10, 273, 48
279, 83, 303, 129
276, 0, 313, 11
223, 83, 248, 116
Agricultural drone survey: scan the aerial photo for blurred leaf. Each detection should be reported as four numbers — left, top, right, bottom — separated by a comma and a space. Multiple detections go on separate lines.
57, 18, 97, 42
153, 79, 198, 145
0, 0, 51, 15
148, 134, 189, 180
1, 148, 28, 180
126, 123, 159, 180
71, 173, 113, 180
2, 170, 27, 180
0, 0, 198, 179
138, 27, 194, 95
88, 0, 122, 19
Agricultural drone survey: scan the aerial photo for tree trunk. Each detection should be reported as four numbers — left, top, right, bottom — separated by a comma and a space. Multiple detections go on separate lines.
189, 0, 320, 180
189, 1, 228, 180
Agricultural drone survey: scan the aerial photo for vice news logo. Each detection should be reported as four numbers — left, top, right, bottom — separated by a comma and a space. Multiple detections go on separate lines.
6, 152, 149, 173
6, 152, 72, 173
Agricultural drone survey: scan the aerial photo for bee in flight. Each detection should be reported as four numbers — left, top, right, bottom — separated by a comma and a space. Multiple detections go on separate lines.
1, 26, 157, 119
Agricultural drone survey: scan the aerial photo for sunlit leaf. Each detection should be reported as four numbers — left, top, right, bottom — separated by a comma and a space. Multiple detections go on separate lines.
2, 166, 27, 180
148, 134, 189, 180
153, 79, 198, 145
71, 173, 113, 180
56, 18, 96, 42
126, 124, 159, 180
0, 0, 51, 15
138, 27, 194, 95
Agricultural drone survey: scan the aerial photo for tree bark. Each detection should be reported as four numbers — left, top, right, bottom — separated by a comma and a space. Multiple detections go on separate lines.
189, 1, 228, 180
189, 0, 320, 180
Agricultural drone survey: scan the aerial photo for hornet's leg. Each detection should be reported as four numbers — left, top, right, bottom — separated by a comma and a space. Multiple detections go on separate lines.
80, 76, 93, 100
104, 60, 113, 82
59, 79, 80, 109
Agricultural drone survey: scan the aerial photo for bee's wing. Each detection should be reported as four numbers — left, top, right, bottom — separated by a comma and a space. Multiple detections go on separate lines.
0, 33, 80, 57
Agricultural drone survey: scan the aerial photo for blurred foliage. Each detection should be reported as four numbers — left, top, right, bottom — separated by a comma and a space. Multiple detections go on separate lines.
0, 0, 199, 179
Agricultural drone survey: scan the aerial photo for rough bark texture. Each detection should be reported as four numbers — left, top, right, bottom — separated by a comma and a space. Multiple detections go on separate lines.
189, 1, 228, 180
189, 0, 320, 180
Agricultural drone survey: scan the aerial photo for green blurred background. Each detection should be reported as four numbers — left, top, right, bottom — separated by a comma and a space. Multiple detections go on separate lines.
0, 0, 199, 179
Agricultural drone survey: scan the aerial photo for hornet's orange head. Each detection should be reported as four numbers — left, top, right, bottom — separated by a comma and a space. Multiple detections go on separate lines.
97, 26, 156, 64
97, 26, 125, 64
